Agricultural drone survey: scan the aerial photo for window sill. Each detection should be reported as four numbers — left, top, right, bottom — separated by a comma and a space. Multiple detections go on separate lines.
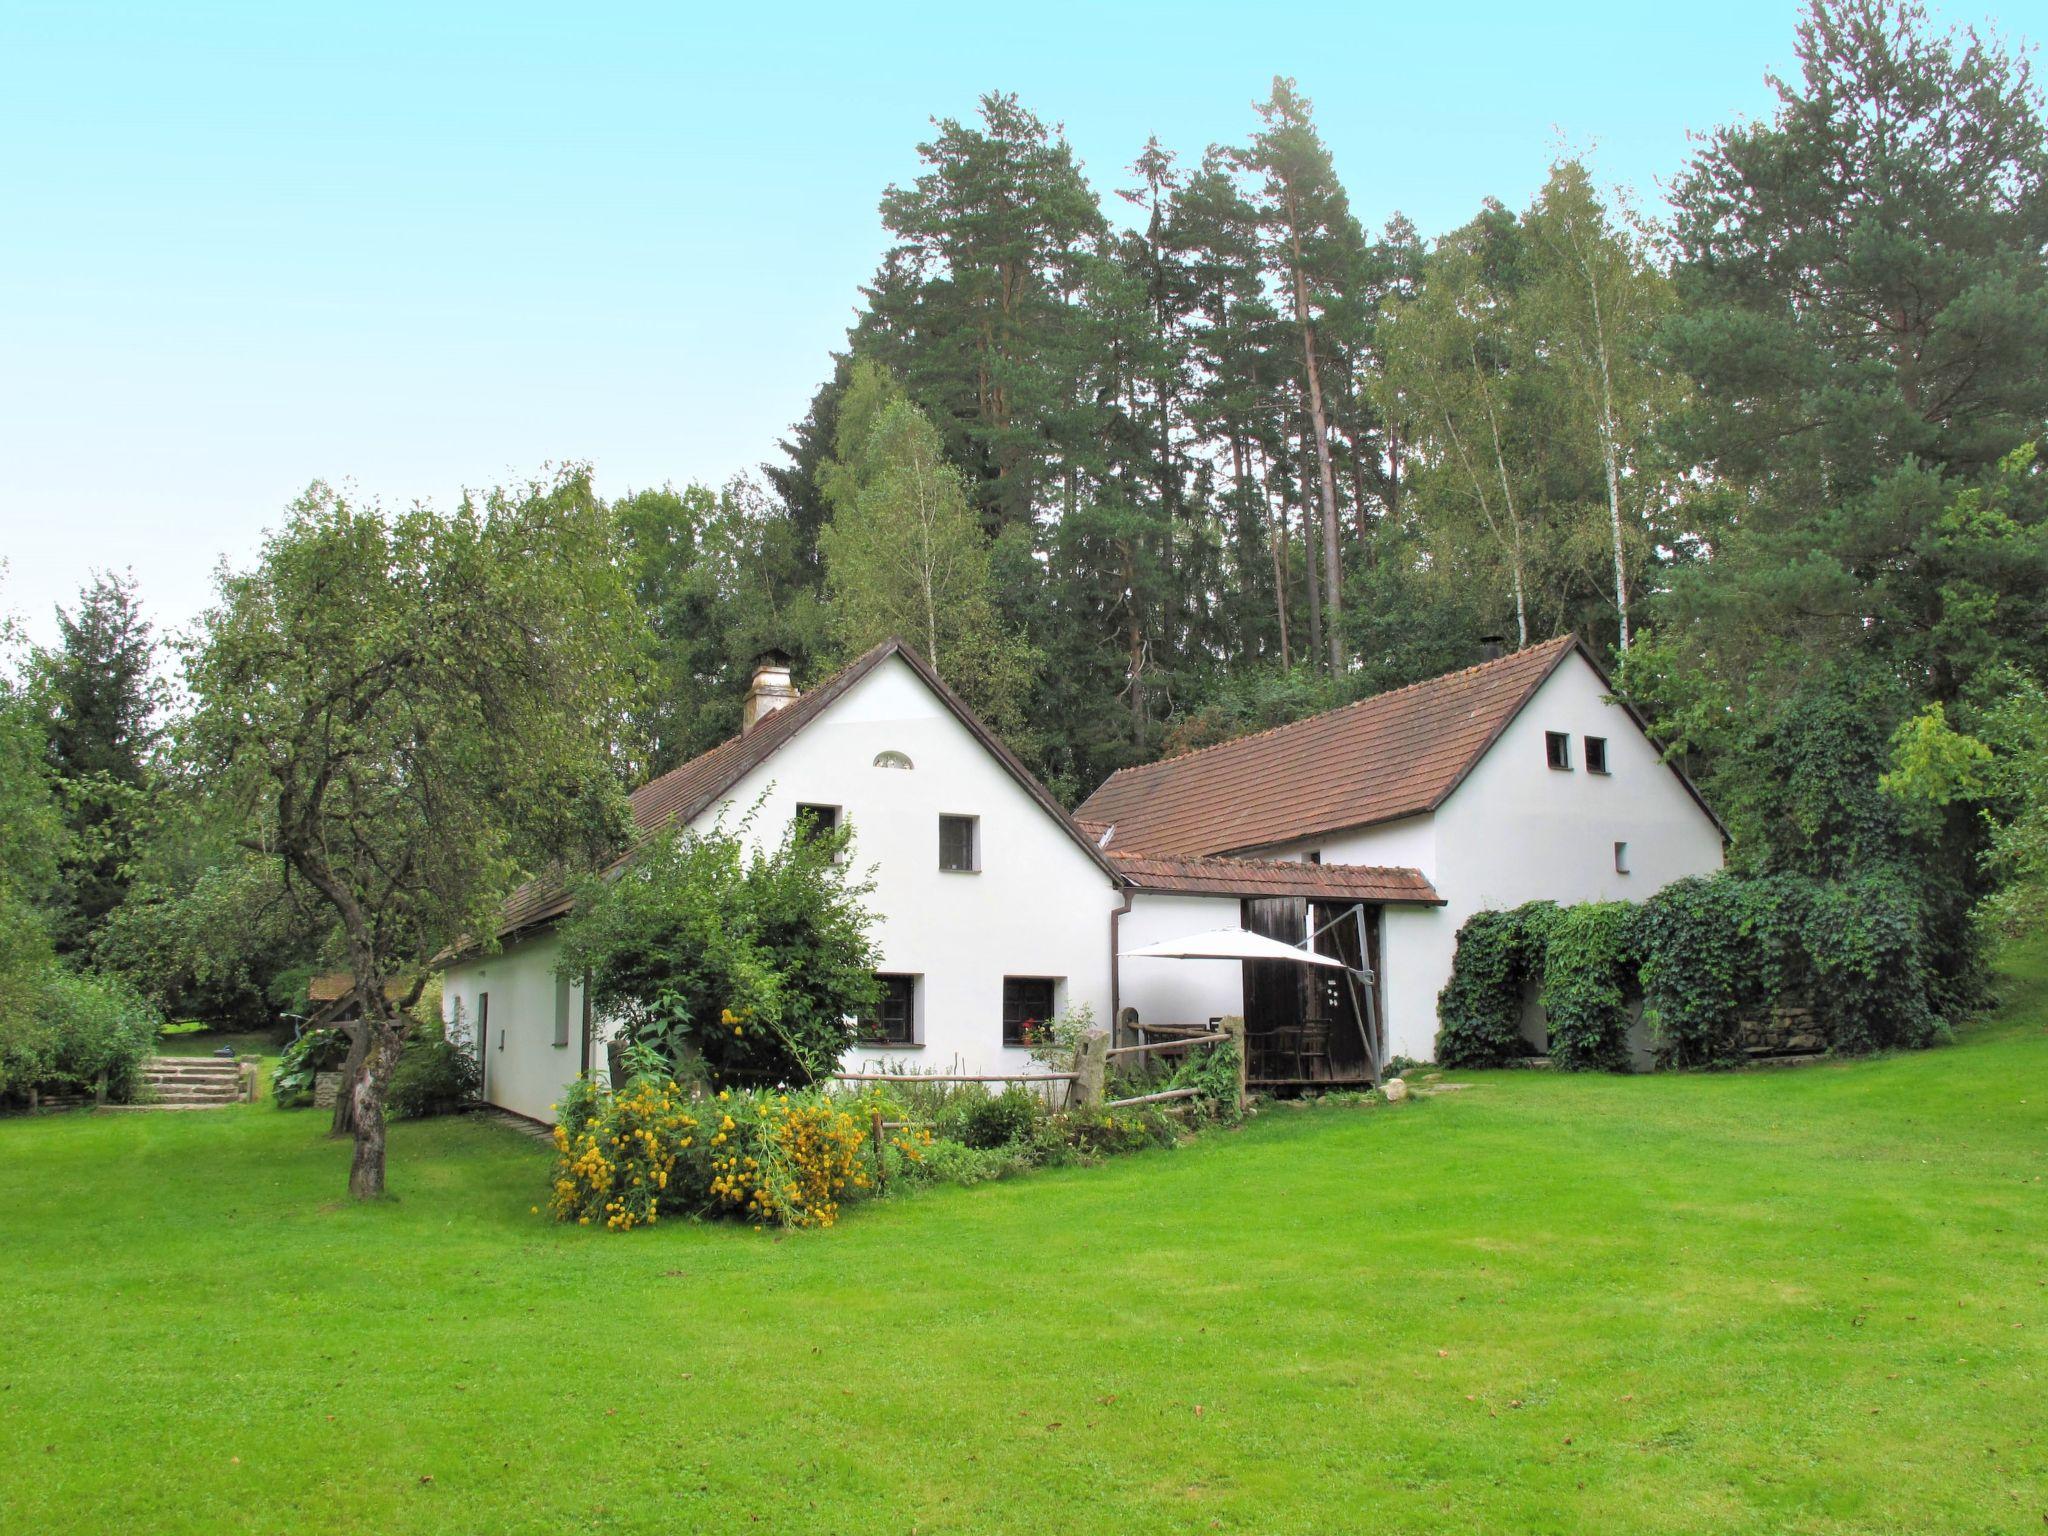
938, 867, 981, 875
856, 1041, 924, 1051
551, 1042, 570, 1049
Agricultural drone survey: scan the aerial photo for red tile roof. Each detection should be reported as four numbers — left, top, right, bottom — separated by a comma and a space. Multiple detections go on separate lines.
1111, 852, 1442, 905
1078, 637, 1584, 857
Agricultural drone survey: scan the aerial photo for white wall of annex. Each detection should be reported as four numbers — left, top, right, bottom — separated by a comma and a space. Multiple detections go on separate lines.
441, 930, 606, 1124
1115, 891, 1246, 1030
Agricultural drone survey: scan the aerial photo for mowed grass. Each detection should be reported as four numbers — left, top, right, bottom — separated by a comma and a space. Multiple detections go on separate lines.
3, 948, 2045, 1534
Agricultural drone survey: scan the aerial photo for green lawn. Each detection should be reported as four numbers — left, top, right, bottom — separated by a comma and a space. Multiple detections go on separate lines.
5, 947, 2046, 1534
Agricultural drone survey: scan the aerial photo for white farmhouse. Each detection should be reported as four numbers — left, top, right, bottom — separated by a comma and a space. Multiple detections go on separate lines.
441, 635, 1724, 1122
442, 641, 1126, 1122
1084, 634, 1726, 1074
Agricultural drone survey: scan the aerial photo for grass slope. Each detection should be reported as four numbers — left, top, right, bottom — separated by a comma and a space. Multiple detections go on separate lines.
3, 942, 2045, 1535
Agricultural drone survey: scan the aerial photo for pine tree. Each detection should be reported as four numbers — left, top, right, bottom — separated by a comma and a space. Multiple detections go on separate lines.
36, 571, 161, 949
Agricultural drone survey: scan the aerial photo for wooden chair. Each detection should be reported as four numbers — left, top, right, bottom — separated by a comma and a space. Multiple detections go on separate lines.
1298, 1019, 1332, 1081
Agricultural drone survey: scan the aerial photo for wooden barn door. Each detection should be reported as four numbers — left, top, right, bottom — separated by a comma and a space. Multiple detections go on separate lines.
1312, 902, 1384, 1076
1241, 896, 1307, 1078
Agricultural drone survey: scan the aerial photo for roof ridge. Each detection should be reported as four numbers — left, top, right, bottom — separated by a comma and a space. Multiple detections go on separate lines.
1100, 634, 1579, 784
1110, 850, 1436, 880
627, 637, 901, 807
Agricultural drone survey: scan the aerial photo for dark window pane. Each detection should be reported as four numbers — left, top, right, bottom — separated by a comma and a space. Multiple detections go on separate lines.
1002, 977, 1056, 1047
939, 814, 977, 871
858, 974, 915, 1045
794, 803, 839, 841
1584, 736, 1608, 774
1545, 731, 1572, 770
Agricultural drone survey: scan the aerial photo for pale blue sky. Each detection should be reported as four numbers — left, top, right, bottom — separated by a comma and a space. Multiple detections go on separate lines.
1, 0, 2029, 645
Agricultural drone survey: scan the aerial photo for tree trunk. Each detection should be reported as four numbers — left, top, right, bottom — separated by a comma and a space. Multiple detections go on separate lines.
347, 1026, 403, 1200
1259, 444, 1291, 667
329, 1017, 369, 1137
1298, 437, 1324, 671
1284, 195, 1345, 675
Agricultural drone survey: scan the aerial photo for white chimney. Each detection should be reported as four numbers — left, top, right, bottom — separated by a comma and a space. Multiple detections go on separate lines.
742, 653, 798, 733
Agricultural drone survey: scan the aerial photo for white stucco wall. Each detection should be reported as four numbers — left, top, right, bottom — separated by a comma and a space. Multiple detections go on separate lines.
443, 653, 1123, 1122
442, 929, 599, 1124
1115, 892, 1246, 1031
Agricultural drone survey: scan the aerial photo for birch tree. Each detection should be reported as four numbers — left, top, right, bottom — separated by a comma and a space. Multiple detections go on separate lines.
1522, 160, 1681, 652
820, 392, 1034, 731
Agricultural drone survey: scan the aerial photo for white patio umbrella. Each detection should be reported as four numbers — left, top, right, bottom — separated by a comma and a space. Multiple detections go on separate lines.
1119, 927, 1351, 968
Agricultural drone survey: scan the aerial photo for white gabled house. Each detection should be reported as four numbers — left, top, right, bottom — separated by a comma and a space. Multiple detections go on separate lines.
442, 641, 1126, 1122
442, 634, 1725, 1123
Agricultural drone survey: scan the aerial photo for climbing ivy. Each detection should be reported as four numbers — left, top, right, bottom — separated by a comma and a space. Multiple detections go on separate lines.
1802, 871, 1941, 1054
1435, 901, 1558, 1067
1444, 869, 1946, 1072
1538, 903, 1639, 1072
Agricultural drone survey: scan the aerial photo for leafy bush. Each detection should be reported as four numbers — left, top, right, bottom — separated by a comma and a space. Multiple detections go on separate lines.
1637, 873, 1808, 1067
0, 969, 161, 1103
1164, 1026, 1243, 1118
386, 1033, 481, 1119
555, 814, 882, 1089
272, 1026, 351, 1109
957, 1084, 1041, 1148
1435, 901, 1557, 1066
1803, 871, 1942, 1053
1059, 1103, 1180, 1157
1538, 903, 1639, 1072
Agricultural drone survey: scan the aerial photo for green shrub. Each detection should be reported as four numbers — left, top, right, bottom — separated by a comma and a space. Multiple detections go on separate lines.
1059, 1103, 1179, 1157
0, 969, 160, 1103
1435, 901, 1557, 1066
1539, 902, 1640, 1072
1636, 873, 1809, 1067
1804, 870, 1942, 1053
898, 1137, 1034, 1187
1164, 1027, 1243, 1118
272, 1026, 351, 1109
386, 1034, 481, 1119
554, 816, 882, 1090
957, 1084, 1042, 1149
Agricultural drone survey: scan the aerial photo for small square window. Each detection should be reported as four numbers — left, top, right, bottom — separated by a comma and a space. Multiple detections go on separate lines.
939, 814, 979, 872
794, 803, 840, 842
859, 974, 916, 1045
1002, 977, 1057, 1048
1614, 841, 1631, 875
1584, 736, 1609, 774
1545, 731, 1572, 771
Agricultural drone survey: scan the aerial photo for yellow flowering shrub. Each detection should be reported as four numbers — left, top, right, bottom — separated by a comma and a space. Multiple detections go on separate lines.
548, 1078, 699, 1232
703, 1088, 875, 1228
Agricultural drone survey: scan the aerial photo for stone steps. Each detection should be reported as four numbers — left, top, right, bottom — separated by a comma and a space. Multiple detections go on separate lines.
128, 1055, 255, 1109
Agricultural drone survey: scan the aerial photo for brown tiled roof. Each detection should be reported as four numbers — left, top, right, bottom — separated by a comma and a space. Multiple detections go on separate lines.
1111, 852, 1442, 905
489, 638, 1118, 943
1078, 637, 1584, 857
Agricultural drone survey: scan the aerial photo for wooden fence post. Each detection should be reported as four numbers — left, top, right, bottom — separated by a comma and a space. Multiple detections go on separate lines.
872, 1109, 887, 1193
1072, 1028, 1108, 1111
1219, 1016, 1247, 1117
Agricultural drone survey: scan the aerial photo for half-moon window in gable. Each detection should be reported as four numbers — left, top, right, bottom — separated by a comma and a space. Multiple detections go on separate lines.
873, 750, 914, 770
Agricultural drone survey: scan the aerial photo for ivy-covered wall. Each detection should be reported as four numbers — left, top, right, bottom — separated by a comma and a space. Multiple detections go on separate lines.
1435, 869, 1946, 1071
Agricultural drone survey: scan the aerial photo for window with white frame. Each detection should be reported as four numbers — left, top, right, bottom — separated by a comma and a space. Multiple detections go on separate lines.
858, 974, 917, 1045
938, 813, 979, 872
